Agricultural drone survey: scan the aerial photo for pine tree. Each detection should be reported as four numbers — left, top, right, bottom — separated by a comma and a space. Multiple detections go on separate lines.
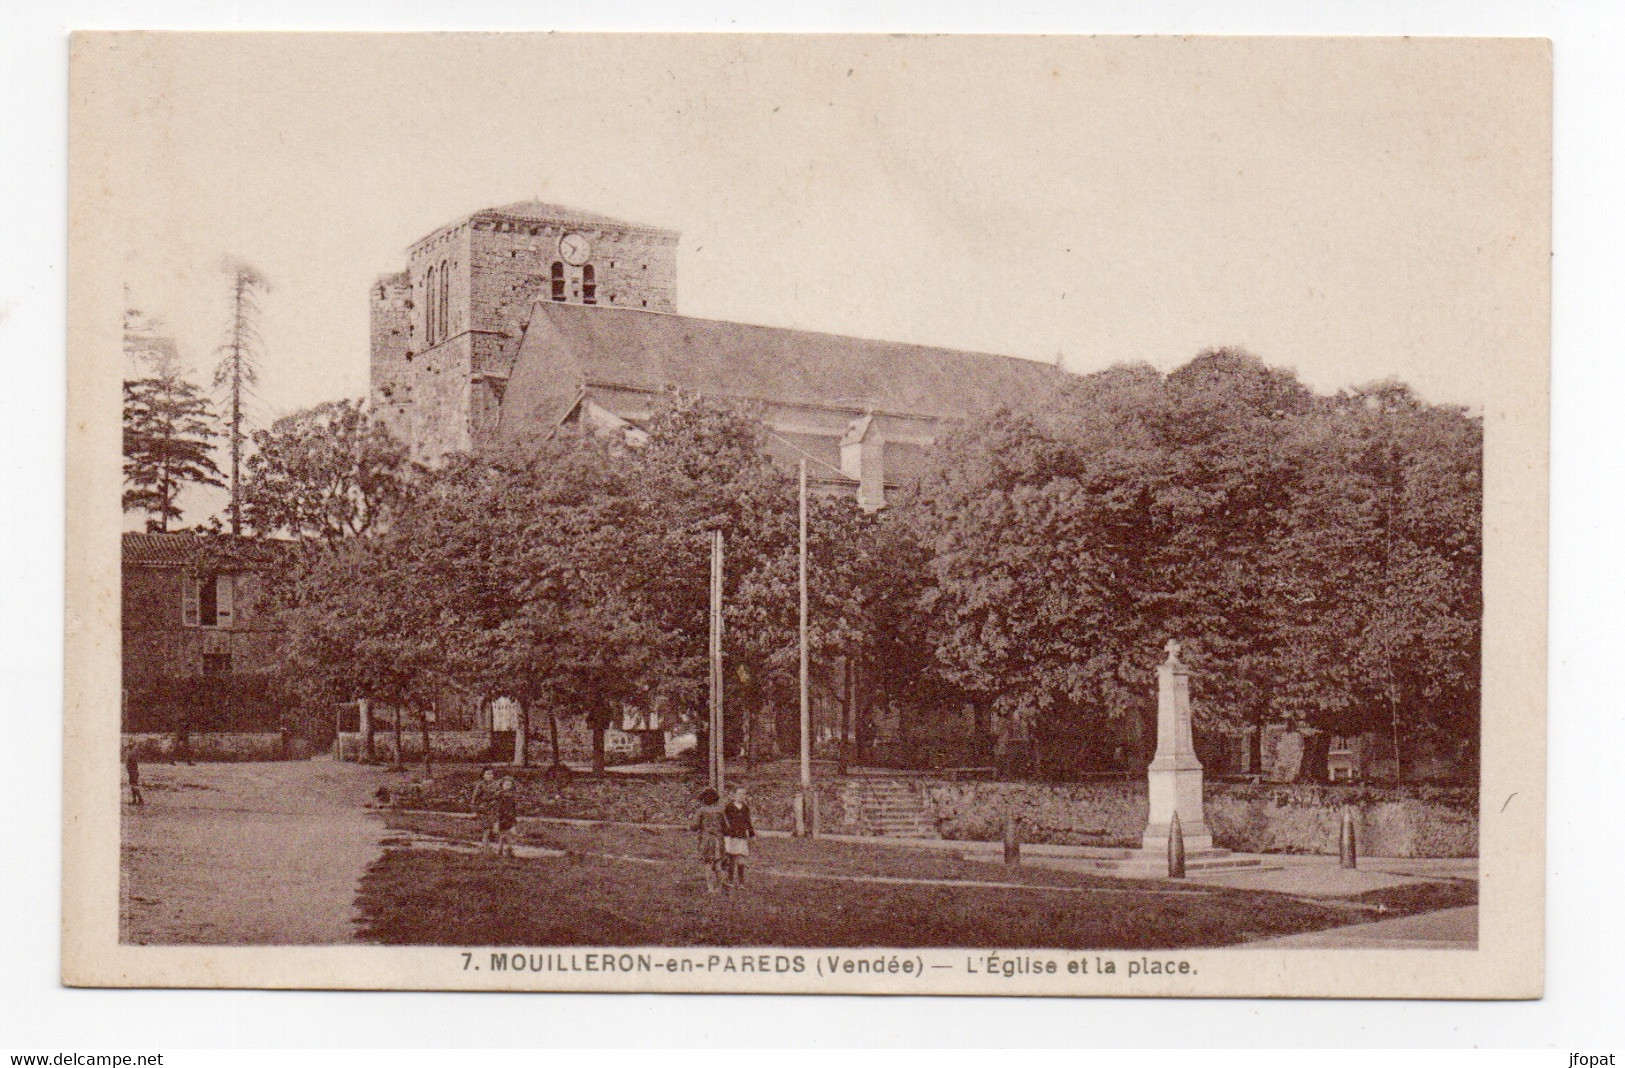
214, 259, 271, 535
123, 372, 226, 532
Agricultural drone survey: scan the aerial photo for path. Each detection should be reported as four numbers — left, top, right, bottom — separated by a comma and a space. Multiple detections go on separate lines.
1242, 905, 1478, 949
120, 757, 404, 945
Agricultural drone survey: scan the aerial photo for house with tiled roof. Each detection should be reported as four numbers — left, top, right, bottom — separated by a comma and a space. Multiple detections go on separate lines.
121, 532, 288, 735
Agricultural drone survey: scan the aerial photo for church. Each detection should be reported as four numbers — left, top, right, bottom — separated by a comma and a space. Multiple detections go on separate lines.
370, 201, 1071, 510
367, 201, 1083, 771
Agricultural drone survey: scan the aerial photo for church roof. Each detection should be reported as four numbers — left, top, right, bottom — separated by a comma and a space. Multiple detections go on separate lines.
495, 302, 1072, 443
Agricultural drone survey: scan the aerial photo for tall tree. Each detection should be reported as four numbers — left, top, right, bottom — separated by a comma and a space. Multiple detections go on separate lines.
214, 259, 271, 535
242, 399, 415, 542
902, 349, 1482, 775
123, 373, 226, 532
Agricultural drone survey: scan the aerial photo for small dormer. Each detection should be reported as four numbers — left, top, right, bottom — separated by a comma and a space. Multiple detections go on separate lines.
840, 413, 886, 511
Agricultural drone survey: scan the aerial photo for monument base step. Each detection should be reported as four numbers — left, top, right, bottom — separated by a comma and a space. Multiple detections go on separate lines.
1024, 848, 1281, 878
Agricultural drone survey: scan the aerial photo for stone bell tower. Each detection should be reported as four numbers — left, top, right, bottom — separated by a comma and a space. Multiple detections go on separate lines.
370, 201, 680, 461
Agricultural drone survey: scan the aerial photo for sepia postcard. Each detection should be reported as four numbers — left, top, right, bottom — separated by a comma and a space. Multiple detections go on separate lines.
64, 32, 1549, 997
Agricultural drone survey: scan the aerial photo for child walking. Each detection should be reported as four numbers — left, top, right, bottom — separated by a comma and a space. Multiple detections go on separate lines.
721, 785, 755, 886
469, 767, 499, 852
693, 788, 726, 893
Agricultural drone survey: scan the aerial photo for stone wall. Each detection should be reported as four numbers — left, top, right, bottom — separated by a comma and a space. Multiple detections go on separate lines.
408, 769, 852, 834
399, 771, 1475, 858
123, 732, 316, 762
337, 722, 654, 766
369, 271, 414, 444
921, 780, 1147, 845
919, 778, 1477, 858
336, 730, 494, 763
1204, 783, 1478, 859
468, 222, 678, 348
405, 334, 473, 461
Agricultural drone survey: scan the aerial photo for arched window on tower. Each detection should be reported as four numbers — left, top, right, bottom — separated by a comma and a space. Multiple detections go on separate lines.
424, 266, 437, 343
438, 260, 449, 340
551, 261, 566, 302
582, 264, 596, 305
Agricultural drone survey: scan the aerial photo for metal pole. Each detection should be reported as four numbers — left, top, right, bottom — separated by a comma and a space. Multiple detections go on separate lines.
718, 530, 726, 794
798, 459, 812, 833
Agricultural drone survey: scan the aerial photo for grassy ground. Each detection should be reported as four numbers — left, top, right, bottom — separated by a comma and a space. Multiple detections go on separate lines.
353, 814, 1467, 949
1347, 878, 1478, 916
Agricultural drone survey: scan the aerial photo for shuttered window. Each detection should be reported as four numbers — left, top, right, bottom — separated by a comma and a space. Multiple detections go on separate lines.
182, 573, 234, 628
215, 574, 234, 629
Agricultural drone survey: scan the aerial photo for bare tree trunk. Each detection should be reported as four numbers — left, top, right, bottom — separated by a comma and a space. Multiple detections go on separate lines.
390, 706, 404, 770
845, 653, 858, 770
591, 720, 606, 775
548, 709, 562, 769
420, 705, 433, 779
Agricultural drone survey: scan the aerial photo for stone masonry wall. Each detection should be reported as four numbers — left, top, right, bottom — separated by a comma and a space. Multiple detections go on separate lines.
406, 335, 473, 460
123, 732, 317, 762
399, 771, 1476, 858
468, 222, 677, 354
369, 271, 414, 446
918, 779, 1478, 858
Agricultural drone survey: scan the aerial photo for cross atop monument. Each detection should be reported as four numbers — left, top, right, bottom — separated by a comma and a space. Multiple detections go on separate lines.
1164, 638, 1182, 661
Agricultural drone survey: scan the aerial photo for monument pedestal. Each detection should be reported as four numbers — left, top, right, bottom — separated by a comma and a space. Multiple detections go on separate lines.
1140, 760, 1214, 854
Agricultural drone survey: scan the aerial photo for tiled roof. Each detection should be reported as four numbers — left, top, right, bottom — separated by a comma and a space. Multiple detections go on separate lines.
122, 531, 290, 567
122, 532, 202, 565
495, 303, 1073, 442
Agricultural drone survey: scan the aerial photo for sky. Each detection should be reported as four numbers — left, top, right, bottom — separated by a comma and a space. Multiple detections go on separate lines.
82, 33, 1546, 432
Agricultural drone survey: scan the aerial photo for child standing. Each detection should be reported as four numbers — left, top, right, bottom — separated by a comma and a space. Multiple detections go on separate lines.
493, 776, 520, 857
123, 741, 144, 806
721, 786, 755, 886
693, 788, 726, 893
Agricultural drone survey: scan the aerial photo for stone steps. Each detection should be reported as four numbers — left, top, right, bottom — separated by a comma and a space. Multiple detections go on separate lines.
849, 778, 941, 840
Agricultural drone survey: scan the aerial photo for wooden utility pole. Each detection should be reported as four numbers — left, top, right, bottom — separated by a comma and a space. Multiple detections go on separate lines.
798, 459, 814, 835
709, 529, 725, 793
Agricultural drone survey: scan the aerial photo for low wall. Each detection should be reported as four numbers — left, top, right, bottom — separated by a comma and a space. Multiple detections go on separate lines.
123, 731, 316, 762
337, 731, 493, 763
922, 780, 1146, 846
1204, 782, 1478, 859
405, 771, 851, 833
400, 770, 1475, 858
921, 779, 1477, 858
